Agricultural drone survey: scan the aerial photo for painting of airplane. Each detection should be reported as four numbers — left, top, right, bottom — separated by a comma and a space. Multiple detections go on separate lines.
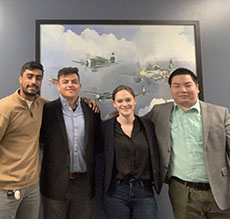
83, 86, 146, 102
72, 52, 118, 72
122, 59, 174, 83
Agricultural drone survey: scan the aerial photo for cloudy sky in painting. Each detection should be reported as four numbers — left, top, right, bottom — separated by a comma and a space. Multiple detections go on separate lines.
40, 24, 196, 117
41, 24, 196, 69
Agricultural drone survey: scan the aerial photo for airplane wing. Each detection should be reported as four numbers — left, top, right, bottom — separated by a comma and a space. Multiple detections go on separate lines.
95, 56, 108, 62
72, 60, 86, 65
82, 91, 98, 95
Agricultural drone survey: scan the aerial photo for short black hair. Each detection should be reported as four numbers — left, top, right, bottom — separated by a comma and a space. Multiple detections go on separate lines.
57, 67, 80, 81
168, 67, 198, 87
20, 61, 44, 76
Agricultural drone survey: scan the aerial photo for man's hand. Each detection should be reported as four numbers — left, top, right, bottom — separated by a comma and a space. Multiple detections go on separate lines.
82, 97, 100, 113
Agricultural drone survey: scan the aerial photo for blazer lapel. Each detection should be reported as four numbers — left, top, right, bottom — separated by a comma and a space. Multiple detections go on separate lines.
200, 101, 211, 149
106, 117, 116, 161
140, 118, 157, 167
105, 117, 116, 175
160, 102, 174, 148
140, 118, 152, 153
80, 100, 90, 146
55, 98, 68, 145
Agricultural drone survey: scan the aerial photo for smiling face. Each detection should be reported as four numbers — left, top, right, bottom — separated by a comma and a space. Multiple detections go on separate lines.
19, 69, 43, 100
170, 74, 199, 110
112, 89, 136, 118
56, 73, 81, 102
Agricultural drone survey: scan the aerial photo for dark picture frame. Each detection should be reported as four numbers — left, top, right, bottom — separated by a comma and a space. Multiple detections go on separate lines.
36, 20, 203, 119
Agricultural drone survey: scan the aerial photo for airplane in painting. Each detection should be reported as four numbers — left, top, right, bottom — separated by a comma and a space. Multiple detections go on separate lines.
83, 86, 147, 102
49, 78, 58, 85
72, 52, 117, 72
122, 59, 174, 83
84, 91, 112, 102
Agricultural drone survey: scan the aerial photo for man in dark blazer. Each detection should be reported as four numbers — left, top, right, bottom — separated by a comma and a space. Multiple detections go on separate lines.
146, 68, 230, 219
40, 67, 101, 219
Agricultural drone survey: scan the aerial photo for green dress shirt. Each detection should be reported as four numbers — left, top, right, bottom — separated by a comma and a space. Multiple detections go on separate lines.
169, 101, 209, 183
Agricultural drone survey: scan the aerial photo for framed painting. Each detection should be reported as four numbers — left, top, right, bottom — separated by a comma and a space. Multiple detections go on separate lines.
36, 20, 203, 119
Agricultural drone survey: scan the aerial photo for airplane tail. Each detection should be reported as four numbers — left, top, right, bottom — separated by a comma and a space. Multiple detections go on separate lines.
136, 85, 146, 96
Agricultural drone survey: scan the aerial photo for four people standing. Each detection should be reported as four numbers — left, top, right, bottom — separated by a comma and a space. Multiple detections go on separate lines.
1, 62, 230, 219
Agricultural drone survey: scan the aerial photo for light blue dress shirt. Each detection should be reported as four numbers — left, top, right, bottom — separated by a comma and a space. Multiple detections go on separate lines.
169, 100, 209, 183
60, 95, 87, 173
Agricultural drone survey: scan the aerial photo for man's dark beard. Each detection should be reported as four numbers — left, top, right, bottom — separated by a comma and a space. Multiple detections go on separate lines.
22, 86, 39, 97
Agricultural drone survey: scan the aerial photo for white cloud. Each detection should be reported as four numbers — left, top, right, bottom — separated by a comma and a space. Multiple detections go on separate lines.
133, 25, 196, 66
41, 25, 137, 67
138, 98, 173, 116
40, 24, 196, 68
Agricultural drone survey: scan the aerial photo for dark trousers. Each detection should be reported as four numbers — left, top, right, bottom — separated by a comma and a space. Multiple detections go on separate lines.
169, 178, 230, 219
102, 179, 157, 219
42, 177, 92, 219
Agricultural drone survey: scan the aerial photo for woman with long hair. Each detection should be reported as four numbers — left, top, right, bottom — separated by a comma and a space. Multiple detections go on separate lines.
101, 85, 162, 219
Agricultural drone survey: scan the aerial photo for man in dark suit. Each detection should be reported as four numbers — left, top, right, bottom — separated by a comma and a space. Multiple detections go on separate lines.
146, 68, 230, 218
40, 67, 101, 219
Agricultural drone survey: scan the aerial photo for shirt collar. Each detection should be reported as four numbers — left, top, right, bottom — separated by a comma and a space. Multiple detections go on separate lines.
59, 95, 80, 108
173, 99, 201, 113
